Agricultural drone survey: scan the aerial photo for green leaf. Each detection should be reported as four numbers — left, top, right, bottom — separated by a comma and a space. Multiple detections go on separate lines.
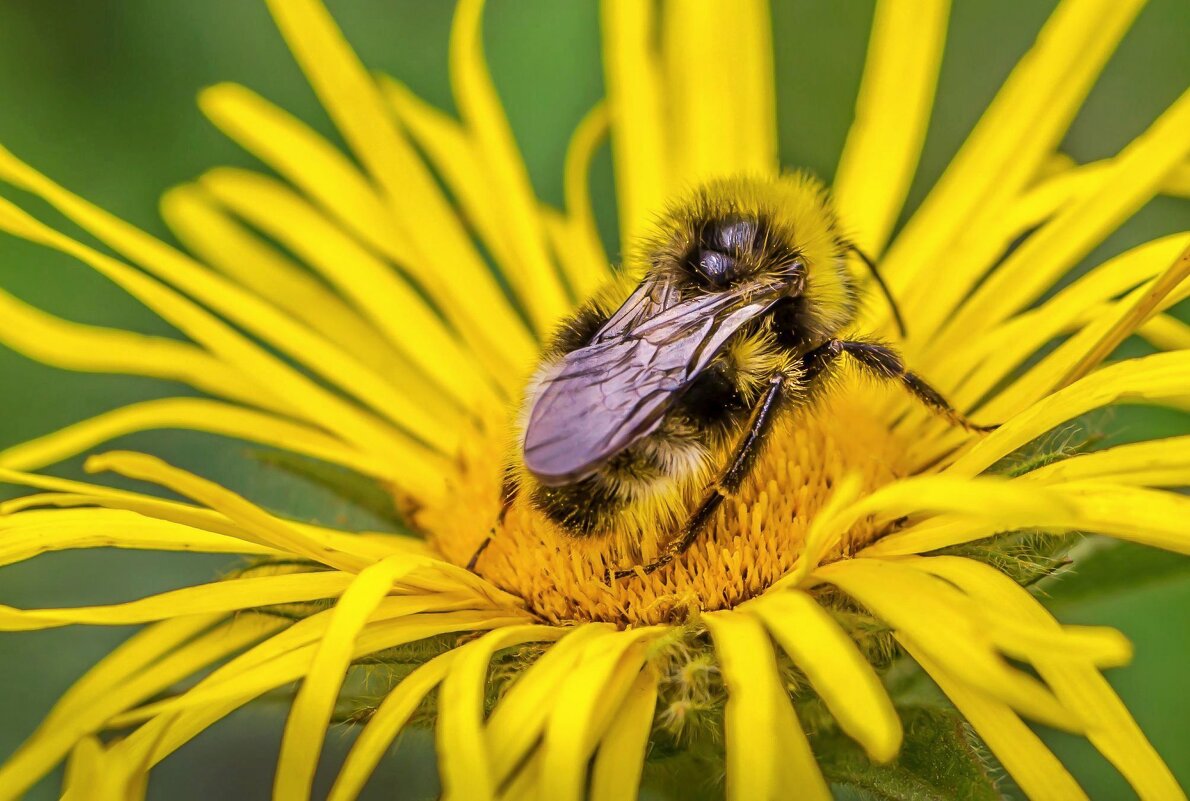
248, 447, 415, 533
816, 706, 1002, 801
1033, 536, 1190, 611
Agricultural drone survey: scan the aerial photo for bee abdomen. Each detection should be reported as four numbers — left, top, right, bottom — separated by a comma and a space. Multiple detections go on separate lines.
530, 434, 709, 537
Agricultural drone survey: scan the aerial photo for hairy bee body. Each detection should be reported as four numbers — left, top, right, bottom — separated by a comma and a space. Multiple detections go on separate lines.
512, 174, 851, 535
500, 173, 984, 575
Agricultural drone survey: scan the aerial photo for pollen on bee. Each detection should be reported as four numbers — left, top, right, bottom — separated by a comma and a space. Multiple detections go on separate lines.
416, 375, 912, 627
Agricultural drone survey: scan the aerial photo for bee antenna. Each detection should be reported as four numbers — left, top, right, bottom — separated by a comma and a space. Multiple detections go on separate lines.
849, 244, 907, 338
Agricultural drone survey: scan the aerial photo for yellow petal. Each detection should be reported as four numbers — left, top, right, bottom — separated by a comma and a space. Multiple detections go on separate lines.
903, 644, 1089, 801
1016, 155, 1190, 230
814, 559, 1080, 730
774, 472, 863, 588
160, 182, 455, 421
558, 102, 613, 300
437, 625, 566, 801
450, 0, 570, 332
328, 651, 458, 801
834, 0, 948, 257
107, 610, 505, 791
0, 614, 281, 801
265, 0, 536, 376
0, 571, 353, 631
749, 589, 902, 762
1055, 243, 1190, 390
85, 451, 376, 572
885, 0, 1143, 320
380, 77, 518, 280
0, 186, 445, 494
0, 468, 418, 566
496, 748, 544, 801
486, 623, 616, 787
1023, 436, 1190, 487
1138, 313, 1190, 351
0, 287, 274, 412
866, 481, 1190, 557
949, 351, 1190, 478
0, 397, 399, 479
275, 557, 420, 801
199, 167, 492, 417
932, 234, 1189, 401
975, 243, 1190, 420
539, 626, 662, 801
111, 607, 521, 735
61, 737, 136, 801
797, 474, 1073, 567
601, 0, 670, 251
909, 556, 1184, 801
196, 82, 413, 265
661, 0, 778, 183
589, 665, 658, 801
0, 508, 273, 568
942, 88, 1190, 339
1050, 483, 1190, 554
704, 610, 830, 801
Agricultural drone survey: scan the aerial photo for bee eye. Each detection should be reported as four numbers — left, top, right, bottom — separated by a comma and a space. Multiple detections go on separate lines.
715, 220, 758, 252
697, 249, 737, 287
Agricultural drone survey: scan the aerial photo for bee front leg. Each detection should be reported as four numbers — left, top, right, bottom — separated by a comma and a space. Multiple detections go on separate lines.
612, 372, 792, 579
807, 339, 996, 432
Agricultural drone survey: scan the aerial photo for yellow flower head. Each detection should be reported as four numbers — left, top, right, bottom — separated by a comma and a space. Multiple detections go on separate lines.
0, 1, 1188, 800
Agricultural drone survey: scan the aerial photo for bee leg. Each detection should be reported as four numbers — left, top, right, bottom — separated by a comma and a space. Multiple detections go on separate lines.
812, 339, 997, 432
612, 372, 791, 579
466, 474, 518, 572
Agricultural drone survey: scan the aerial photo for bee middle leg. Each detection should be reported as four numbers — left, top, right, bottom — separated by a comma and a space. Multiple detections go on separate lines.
611, 372, 792, 579
806, 339, 996, 432
465, 472, 518, 572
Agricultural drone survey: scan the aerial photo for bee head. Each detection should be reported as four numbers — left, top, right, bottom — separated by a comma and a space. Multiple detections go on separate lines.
676, 214, 804, 296
639, 173, 850, 322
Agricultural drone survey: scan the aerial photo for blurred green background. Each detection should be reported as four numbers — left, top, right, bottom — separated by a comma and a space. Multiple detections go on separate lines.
0, 1, 1186, 799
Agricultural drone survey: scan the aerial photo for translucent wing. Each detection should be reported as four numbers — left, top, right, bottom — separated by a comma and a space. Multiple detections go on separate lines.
524, 287, 779, 485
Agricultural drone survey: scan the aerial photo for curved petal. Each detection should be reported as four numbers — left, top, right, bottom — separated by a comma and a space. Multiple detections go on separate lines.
328, 651, 457, 801
948, 351, 1190, 477
903, 644, 1089, 801
0, 397, 400, 480
486, 623, 616, 786
275, 556, 419, 801
661, 0, 778, 182
0, 185, 442, 485
0, 571, 353, 631
200, 167, 492, 417
885, 0, 1144, 314
450, 0, 570, 330
0, 288, 275, 412
0, 614, 281, 801
909, 556, 1184, 801
265, 0, 535, 375
437, 625, 566, 801
815, 559, 1083, 731
704, 610, 830, 801
589, 665, 658, 801
601, 0, 670, 250
941, 88, 1190, 341
834, 0, 948, 257
0, 508, 273, 568
539, 626, 662, 801
749, 589, 902, 762
160, 182, 458, 421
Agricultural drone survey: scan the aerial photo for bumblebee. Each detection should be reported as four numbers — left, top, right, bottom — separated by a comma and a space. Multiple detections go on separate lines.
491, 173, 990, 577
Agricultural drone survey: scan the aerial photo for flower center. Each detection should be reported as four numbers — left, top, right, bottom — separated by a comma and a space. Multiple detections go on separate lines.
419, 376, 912, 626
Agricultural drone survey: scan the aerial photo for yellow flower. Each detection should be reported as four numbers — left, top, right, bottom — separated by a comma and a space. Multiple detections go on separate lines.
0, 1, 1188, 800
